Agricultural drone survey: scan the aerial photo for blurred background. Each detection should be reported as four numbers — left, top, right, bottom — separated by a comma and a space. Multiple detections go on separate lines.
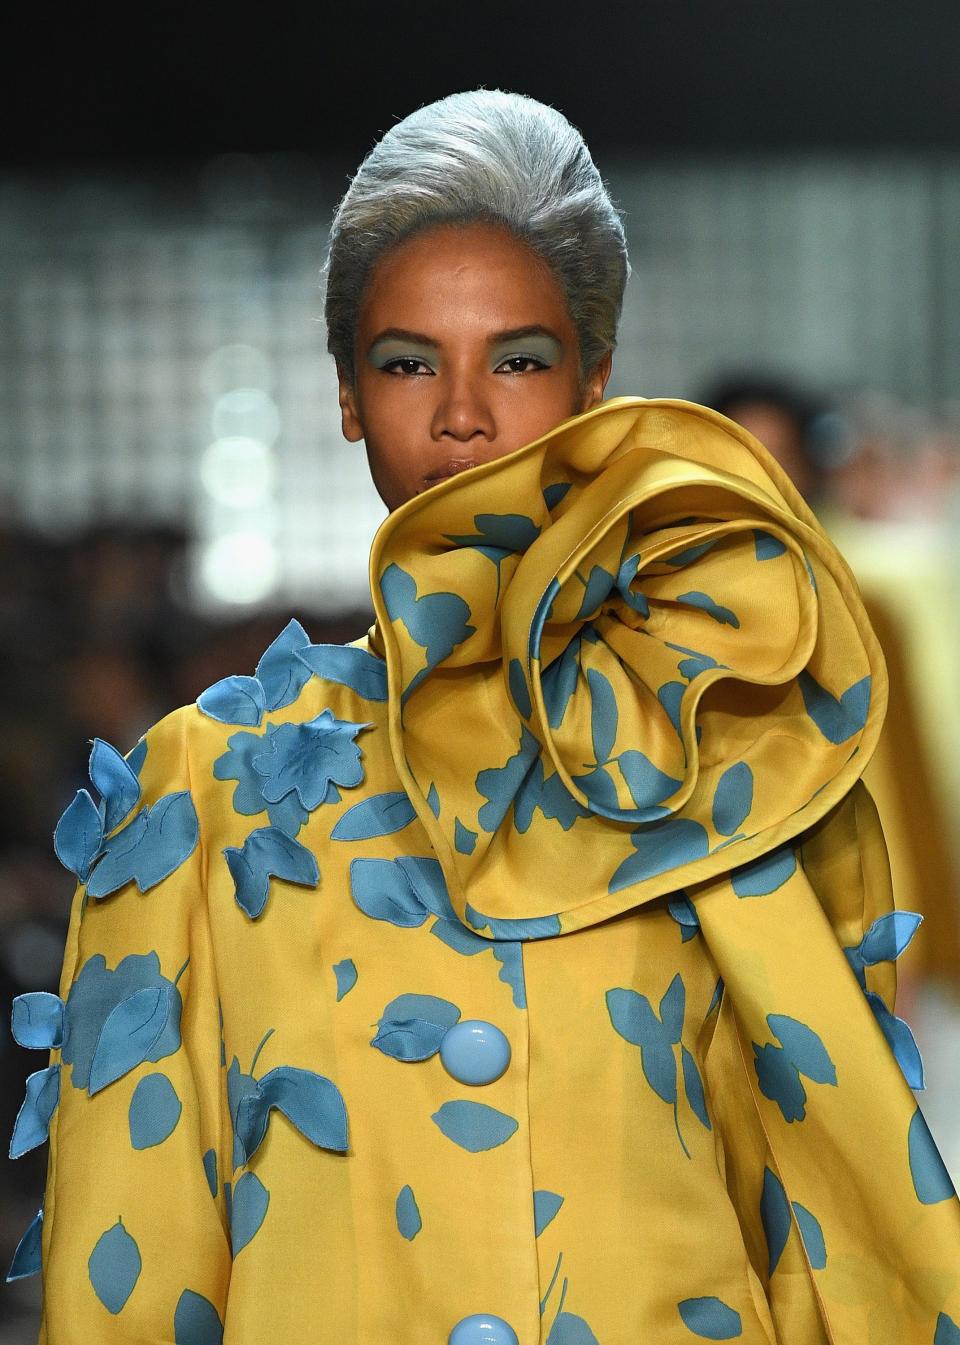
3, 3, 960, 1334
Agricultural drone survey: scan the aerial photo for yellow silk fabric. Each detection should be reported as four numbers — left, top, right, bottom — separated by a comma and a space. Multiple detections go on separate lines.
25, 396, 960, 1344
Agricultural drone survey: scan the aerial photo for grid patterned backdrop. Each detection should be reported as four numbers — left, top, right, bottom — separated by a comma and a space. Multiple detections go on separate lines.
2, 151, 959, 612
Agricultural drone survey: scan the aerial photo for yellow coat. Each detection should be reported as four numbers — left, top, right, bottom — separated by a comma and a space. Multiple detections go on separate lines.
8, 398, 960, 1344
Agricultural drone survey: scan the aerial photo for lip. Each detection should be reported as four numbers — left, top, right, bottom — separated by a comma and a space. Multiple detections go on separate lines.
422, 459, 482, 484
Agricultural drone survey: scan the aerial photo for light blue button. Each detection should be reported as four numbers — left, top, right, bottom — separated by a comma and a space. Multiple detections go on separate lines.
439, 1019, 511, 1086
448, 1313, 519, 1345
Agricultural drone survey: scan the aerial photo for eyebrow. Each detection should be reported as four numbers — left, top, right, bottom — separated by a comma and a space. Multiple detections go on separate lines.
367, 324, 563, 349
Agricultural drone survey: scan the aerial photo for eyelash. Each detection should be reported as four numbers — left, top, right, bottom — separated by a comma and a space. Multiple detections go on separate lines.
380, 354, 550, 377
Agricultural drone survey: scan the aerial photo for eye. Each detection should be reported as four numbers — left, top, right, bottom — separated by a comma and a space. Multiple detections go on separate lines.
381, 357, 434, 376
494, 354, 550, 374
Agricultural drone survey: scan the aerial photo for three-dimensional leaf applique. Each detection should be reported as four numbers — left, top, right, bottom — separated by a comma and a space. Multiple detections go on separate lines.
9, 1065, 61, 1159
294, 643, 388, 702
235, 1064, 349, 1165
5, 1204, 43, 1282
11, 991, 64, 1049
61, 951, 185, 1093
85, 791, 199, 899
370, 993, 461, 1062
331, 791, 417, 841
223, 826, 319, 919
53, 736, 171, 889
198, 618, 312, 725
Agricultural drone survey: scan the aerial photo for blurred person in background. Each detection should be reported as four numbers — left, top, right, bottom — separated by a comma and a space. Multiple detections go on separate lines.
6, 90, 960, 1345
700, 370, 960, 1082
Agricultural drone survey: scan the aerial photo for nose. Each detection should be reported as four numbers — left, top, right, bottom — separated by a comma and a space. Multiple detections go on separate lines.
430, 366, 496, 445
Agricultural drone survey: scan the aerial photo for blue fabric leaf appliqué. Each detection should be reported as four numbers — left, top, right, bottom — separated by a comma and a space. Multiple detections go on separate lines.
174, 1288, 225, 1345
667, 892, 700, 942
85, 791, 199, 899
235, 1065, 349, 1164
255, 617, 312, 712
231, 1171, 269, 1254
203, 1148, 218, 1198
431, 1100, 519, 1152
5, 1205, 43, 1282
88, 1218, 141, 1314
332, 958, 358, 1001
371, 993, 461, 1062
11, 990, 64, 1049
9, 1064, 61, 1159
63, 951, 183, 1093
128, 1072, 182, 1149
331, 791, 417, 841
395, 1184, 422, 1240
53, 788, 104, 881
295, 643, 388, 701
223, 826, 319, 919
89, 737, 142, 833
675, 590, 740, 628
88, 984, 180, 1095
349, 857, 430, 928
197, 675, 267, 727
677, 1295, 743, 1339
865, 989, 925, 1089
252, 710, 369, 810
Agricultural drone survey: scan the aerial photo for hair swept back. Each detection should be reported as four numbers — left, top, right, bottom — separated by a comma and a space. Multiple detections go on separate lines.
322, 88, 630, 387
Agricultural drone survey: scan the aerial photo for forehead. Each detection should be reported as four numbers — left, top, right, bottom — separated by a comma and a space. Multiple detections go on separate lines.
358, 220, 573, 335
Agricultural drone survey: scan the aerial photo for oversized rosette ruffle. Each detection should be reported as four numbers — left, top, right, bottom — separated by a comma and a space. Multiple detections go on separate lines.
367, 396, 886, 936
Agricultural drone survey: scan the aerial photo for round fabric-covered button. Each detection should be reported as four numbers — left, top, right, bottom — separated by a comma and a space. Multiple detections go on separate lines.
439, 1020, 511, 1086
448, 1313, 520, 1345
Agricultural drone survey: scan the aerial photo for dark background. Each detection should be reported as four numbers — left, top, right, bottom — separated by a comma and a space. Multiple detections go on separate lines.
8, 0, 960, 169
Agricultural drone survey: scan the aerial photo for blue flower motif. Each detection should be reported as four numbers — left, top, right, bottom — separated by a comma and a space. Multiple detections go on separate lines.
214, 709, 368, 835
61, 951, 184, 1094
252, 710, 369, 810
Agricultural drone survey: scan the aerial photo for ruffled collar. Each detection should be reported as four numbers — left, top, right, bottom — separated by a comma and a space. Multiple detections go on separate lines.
365, 396, 885, 938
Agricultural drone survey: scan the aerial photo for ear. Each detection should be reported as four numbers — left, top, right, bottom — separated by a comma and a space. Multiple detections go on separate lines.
580, 350, 613, 412
336, 361, 365, 443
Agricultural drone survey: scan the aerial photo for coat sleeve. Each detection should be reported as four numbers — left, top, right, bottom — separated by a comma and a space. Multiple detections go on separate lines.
6, 706, 233, 1344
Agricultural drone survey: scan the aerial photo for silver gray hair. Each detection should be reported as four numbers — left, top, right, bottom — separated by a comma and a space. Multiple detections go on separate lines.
322, 88, 630, 387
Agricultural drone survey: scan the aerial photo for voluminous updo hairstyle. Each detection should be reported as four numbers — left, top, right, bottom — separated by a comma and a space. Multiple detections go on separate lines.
323, 88, 630, 388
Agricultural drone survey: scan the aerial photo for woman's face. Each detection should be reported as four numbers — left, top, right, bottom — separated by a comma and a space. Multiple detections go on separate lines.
337, 221, 612, 511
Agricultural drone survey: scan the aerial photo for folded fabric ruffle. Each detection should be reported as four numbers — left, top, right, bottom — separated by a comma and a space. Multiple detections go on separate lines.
367, 396, 886, 937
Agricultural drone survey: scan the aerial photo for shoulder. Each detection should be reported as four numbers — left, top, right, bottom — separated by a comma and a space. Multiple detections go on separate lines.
56, 618, 386, 903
